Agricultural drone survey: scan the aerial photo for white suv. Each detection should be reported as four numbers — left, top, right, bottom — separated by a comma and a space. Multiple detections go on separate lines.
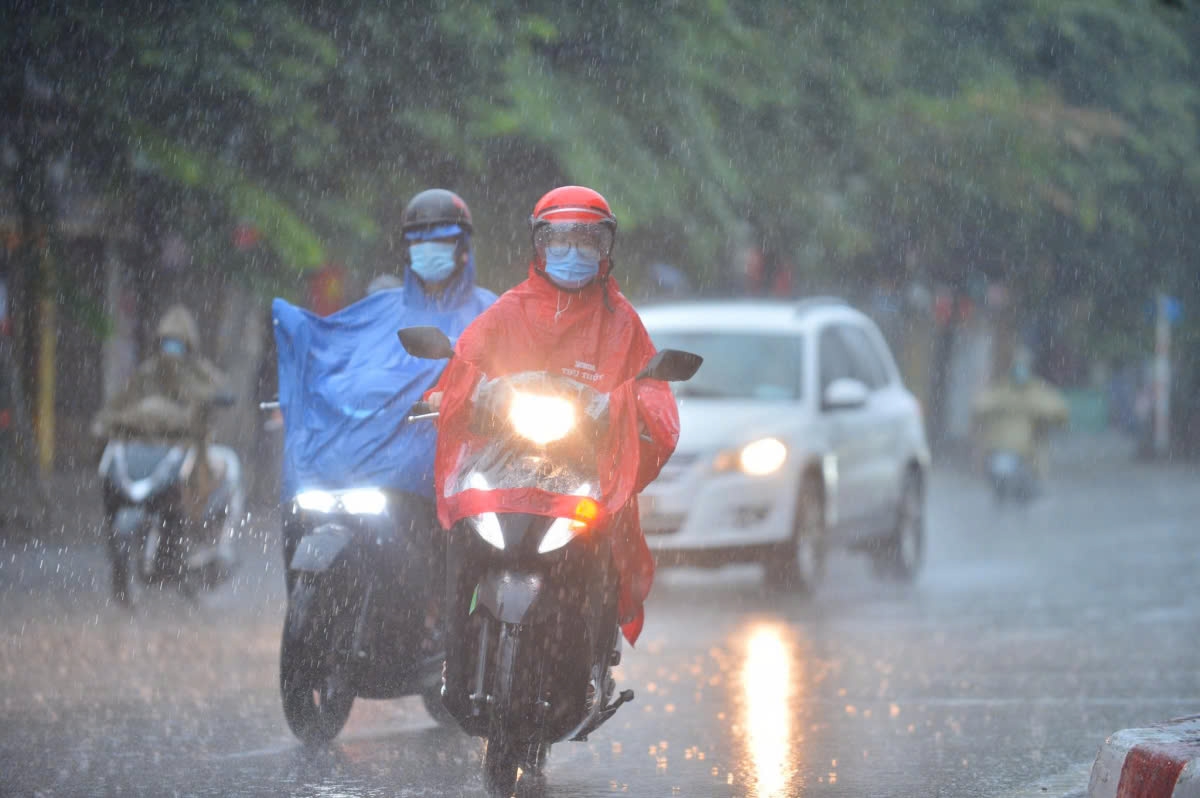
639, 298, 930, 592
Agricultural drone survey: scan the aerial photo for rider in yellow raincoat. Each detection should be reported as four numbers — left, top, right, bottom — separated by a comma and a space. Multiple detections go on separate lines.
972, 349, 1070, 482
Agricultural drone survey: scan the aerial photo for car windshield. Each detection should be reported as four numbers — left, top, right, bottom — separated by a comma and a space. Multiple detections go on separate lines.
649, 331, 802, 401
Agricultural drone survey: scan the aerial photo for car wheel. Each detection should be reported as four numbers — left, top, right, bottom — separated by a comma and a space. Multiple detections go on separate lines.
871, 469, 924, 582
764, 477, 826, 594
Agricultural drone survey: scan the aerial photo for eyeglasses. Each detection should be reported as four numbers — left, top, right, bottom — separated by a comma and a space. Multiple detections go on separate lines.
533, 222, 614, 259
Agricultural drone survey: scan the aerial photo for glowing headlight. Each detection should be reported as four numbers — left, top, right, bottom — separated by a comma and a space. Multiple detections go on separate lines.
537, 492, 599, 554
509, 392, 576, 445
739, 438, 788, 476
296, 490, 336, 513
295, 488, 387, 515
342, 488, 387, 515
470, 513, 506, 550
538, 518, 582, 554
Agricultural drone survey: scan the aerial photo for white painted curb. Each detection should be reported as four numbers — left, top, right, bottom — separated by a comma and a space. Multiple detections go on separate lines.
1088, 716, 1200, 798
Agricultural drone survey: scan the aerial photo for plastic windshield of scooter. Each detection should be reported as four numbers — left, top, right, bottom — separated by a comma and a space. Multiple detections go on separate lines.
448, 372, 605, 553
446, 372, 605, 499
101, 441, 188, 502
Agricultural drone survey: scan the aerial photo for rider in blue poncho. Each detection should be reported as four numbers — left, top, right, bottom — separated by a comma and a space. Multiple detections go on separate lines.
273, 189, 496, 576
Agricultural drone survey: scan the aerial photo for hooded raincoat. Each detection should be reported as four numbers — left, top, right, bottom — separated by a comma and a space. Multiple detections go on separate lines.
973, 377, 1069, 476
430, 267, 680, 645
273, 239, 495, 500
93, 305, 229, 441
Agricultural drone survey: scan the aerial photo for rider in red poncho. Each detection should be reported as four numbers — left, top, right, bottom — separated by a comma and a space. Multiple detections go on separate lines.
428, 186, 680, 644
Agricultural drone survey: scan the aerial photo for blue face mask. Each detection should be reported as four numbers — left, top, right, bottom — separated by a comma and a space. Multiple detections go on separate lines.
161, 337, 187, 358
409, 242, 458, 284
1011, 362, 1031, 386
544, 247, 601, 290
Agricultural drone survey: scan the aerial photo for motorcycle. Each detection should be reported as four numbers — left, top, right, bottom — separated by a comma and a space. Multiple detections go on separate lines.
272, 400, 453, 745
99, 395, 243, 605
986, 448, 1039, 505
399, 325, 701, 796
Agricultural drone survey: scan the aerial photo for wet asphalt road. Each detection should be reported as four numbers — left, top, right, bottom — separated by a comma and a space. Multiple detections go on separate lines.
2, 443, 1199, 797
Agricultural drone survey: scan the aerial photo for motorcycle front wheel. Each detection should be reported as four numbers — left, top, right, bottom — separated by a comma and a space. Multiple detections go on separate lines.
279, 576, 355, 745
107, 516, 159, 607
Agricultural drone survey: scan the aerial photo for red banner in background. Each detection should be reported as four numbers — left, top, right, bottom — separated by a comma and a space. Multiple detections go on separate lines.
232, 223, 262, 251
307, 263, 348, 317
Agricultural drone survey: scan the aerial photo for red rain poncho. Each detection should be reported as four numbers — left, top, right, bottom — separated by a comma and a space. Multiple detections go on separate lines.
430, 267, 680, 644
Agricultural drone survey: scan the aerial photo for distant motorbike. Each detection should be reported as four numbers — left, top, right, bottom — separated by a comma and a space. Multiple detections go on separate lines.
99, 395, 243, 605
272, 397, 452, 745
986, 449, 1038, 505
399, 326, 701, 796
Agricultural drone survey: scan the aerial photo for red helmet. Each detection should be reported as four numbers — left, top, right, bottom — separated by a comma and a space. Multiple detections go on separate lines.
530, 185, 617, 230
529, 186, 618, 269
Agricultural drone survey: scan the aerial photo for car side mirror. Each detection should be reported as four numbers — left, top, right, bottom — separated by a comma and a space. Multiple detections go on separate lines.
398, 326, 455, 360
638, 349, 703, 382
822, 378, 869, 411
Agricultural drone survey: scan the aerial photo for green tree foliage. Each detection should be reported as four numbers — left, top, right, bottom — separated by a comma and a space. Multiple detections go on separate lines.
5, 0, 1200, 355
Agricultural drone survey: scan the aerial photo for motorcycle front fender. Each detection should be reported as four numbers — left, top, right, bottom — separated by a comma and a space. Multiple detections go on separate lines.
111, 507, 147, 539
290, 524, 352, 572
475, 570, 547, 625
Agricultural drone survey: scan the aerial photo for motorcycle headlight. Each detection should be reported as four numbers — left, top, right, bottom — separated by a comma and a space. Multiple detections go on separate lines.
294, 488, 387, 515
341, 488, 387, 515
509, 392, 576, 445
537, 497, 601, 554
714, 438, 788, 477
296, 489, 336, 513
470, 512, 506, 550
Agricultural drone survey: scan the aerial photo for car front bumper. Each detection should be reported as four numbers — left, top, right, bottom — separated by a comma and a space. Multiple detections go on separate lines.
639, 453, 797, 558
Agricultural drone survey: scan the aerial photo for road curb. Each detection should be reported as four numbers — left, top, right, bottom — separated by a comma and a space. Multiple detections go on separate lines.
1088, 716, 1200, 798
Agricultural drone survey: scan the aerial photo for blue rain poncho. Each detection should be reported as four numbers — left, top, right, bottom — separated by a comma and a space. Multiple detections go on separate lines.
273, 230, 495, 500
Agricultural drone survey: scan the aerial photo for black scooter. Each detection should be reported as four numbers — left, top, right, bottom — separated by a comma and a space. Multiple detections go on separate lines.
399, 326, 701, 795
273, 405, 453, 744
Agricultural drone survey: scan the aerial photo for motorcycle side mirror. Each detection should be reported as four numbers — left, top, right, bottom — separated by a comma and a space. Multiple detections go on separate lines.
398, 326, 455, 360
637, 349, 703, 382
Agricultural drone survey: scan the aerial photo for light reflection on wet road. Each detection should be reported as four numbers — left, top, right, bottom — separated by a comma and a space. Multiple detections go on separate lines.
741, 623, 800, 796
3, 450, 1200, 796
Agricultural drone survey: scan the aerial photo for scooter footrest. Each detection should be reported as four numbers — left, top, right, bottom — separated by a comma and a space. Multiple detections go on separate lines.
570, 689, 635, 741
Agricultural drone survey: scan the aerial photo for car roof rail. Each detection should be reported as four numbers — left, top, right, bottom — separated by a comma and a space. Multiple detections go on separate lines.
794, 296, 849, 315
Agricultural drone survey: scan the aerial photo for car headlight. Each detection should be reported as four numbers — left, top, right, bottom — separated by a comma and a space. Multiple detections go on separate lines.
470, 512, 506, 550
537, 496, 601, 554
714, 438, 788, 477
509, 392, 576, 445
296, 489, 336, 513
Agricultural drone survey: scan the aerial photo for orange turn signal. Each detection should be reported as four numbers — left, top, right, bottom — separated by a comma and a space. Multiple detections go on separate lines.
570, 498, 601, 532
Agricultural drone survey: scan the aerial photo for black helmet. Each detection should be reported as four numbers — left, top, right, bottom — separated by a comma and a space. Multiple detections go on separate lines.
401, 189, 473, 234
